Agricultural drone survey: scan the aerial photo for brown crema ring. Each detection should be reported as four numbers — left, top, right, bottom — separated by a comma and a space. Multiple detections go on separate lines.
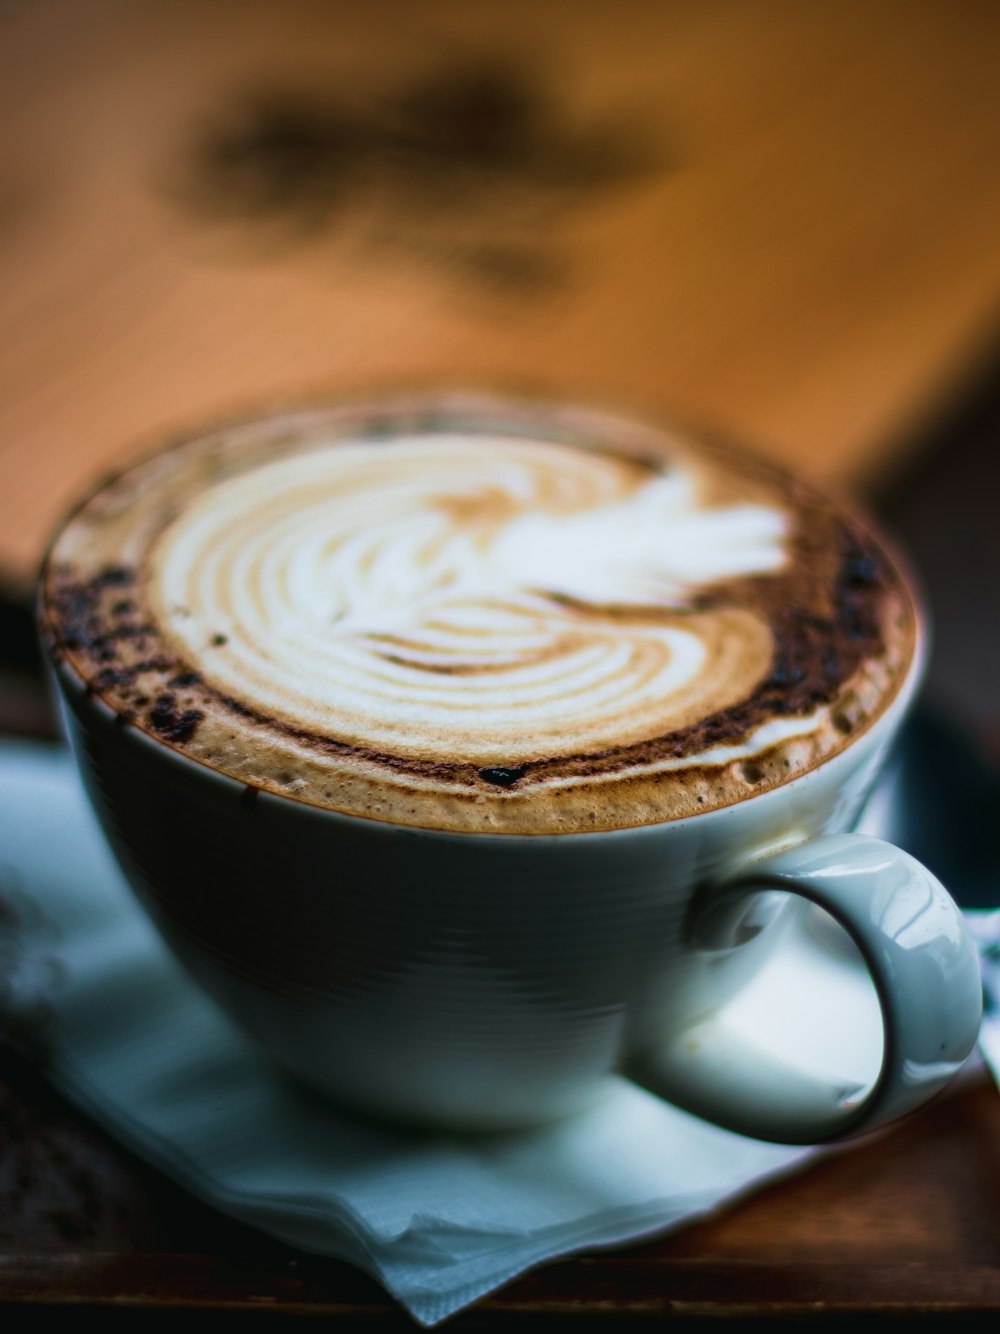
38, 392, 918, 832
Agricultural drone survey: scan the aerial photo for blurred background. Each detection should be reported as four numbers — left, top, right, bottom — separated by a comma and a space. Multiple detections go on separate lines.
0, 0, 998, 743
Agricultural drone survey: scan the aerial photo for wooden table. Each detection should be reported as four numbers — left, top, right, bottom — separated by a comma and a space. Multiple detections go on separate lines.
2, 0, 1000, 1323
4, 0, 1000, 594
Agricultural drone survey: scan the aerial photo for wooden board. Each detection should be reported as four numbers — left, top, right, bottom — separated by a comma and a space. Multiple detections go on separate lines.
3, 0, 1000, 592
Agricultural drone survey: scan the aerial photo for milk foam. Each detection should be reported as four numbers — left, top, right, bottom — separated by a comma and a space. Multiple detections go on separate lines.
150, 435, 788, 763
43, 396, 916, 832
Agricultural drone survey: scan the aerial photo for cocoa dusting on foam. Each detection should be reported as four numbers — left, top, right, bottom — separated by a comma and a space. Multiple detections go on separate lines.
40, 394, 917, 834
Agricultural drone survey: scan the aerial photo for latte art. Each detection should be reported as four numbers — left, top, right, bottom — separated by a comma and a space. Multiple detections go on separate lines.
41, 394, 918, 832
151, 437, 784, 763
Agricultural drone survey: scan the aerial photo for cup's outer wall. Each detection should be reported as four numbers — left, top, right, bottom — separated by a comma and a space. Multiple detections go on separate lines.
49, 642, 915, 1129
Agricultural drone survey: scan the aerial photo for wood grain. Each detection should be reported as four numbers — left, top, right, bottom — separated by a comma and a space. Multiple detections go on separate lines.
3, 0, 1000, 590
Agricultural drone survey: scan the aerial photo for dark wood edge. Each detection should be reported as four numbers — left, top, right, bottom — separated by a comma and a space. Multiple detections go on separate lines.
4, 1253, 1000, 1315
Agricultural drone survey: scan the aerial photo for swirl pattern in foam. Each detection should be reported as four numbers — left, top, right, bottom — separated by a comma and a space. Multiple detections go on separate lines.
150, 436, 783, 763
41, 394, 918, 832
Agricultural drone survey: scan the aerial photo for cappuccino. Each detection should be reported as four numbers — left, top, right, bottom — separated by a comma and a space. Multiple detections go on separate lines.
41, 393, 916, 833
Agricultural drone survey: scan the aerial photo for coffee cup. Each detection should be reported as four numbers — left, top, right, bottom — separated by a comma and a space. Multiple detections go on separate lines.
38, 391, 983, 1143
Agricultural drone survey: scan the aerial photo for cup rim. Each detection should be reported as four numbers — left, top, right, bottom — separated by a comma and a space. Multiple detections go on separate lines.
38, 386, 927, 843
47, 633, 923, 850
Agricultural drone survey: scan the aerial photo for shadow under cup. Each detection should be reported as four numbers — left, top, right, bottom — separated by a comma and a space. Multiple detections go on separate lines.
44, 625, 980, 1140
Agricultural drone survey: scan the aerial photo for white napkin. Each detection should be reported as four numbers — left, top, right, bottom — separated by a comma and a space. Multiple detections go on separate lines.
0, 738, 994, 1326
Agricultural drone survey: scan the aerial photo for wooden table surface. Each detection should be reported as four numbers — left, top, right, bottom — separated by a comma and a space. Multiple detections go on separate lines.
3, 1043, 1000, 1324
2, 0, 1000, 1323
4, 0, 1000, 593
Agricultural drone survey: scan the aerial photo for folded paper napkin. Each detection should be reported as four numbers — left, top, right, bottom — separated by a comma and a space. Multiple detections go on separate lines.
1, 739, 997, 1325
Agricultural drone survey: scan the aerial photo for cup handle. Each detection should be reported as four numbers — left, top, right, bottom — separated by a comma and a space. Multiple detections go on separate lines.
629, 833, 983, 1144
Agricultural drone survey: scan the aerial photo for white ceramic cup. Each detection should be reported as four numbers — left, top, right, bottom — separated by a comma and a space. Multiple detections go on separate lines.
45, 614, 982, 1143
